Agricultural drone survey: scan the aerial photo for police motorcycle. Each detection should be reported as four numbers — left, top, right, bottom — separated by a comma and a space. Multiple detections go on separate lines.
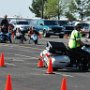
40, 41, 90, 71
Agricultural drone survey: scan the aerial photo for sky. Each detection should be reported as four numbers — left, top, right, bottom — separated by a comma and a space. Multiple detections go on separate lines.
0, 0, 35, 18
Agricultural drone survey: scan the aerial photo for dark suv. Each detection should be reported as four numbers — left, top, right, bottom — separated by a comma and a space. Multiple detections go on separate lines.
58, 20, 75, 35
76, 22, 90, 38
29, 19, 64, 38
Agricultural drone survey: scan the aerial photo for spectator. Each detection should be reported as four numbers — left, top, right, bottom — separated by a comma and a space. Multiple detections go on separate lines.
6, 25, 13, 43
14, 28, 25, 43
28, 27, 39, 44
0, 26, 4, 42
1, 15, 9, 33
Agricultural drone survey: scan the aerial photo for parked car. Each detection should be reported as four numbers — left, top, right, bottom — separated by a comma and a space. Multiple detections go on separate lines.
76, 22, 90, 38
58, 20, 75, 35
9, 19, 30, 33
29, 19, 65, 38
58, 20, 69, 26
63, 25, 75, 35
76, 22, 90, 30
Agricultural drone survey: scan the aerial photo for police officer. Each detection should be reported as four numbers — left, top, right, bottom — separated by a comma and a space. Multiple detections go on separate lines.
68, 24, 90, 68
68, 25, 84, 49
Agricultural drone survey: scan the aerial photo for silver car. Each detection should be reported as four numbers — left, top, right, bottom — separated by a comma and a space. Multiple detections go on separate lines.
9, 19, 30, 32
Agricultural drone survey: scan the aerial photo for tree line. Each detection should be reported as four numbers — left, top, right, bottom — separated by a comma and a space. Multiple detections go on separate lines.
29, 0, 90, 21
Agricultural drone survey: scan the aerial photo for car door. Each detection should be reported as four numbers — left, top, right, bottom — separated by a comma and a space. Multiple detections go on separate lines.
36, 20, 44, 32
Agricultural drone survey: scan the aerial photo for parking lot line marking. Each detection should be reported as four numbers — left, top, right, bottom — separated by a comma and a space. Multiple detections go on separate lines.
0, 44, 9, 46
5, 57, 37, 60
55, 72, 74, 77
26, 63, 37, 65
15, 53, 38, 59
18, 45, 43, 50
30, 68, 74, 77
12, 44, 44, 50
13, 59, 24, 61
73, 72, 90, 78
6, 63, 16, 66
0, 43, 44, 50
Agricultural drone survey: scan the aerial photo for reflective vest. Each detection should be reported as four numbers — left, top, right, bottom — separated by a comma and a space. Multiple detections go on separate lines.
68, 30, 82, 49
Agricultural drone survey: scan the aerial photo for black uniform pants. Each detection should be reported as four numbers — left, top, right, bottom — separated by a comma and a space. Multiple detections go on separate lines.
68, 46, 90, 65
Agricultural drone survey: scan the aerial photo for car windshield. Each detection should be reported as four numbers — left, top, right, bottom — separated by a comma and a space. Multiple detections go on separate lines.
78, 23, 89, 29
58, 21, 69, 26
44, 20, 58, 25
16, 21, 29, 25
65, 26, 74, 30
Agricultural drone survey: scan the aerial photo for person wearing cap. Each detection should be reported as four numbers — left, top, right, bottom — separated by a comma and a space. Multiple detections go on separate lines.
68, 25, 84, 49
68, 25, 90, 67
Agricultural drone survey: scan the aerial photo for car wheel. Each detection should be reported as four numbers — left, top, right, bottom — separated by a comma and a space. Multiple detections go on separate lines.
43, 31, 50, 38
79, 65, 88, 72
78, 62, 89, 72
59, 35, 63, 38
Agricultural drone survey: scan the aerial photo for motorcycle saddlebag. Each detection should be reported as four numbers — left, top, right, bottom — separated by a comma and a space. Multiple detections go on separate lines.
46, 41, 67, 54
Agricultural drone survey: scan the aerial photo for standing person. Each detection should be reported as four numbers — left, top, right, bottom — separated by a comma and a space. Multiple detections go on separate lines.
68, 25, 84, 49
1, 15, 9, 33
68, 25, 90, 68
28, 27, 34, 44
0, 26, 4, 42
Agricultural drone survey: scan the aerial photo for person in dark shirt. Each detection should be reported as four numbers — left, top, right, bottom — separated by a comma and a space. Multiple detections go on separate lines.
1, 15, 9, 33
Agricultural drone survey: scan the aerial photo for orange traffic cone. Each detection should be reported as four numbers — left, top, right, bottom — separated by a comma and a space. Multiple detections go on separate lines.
60, 77, 67, 90
46, 58, 54, 74
0, 52, 5, 67
5, 74, 12, 90
37, 58, 44, 68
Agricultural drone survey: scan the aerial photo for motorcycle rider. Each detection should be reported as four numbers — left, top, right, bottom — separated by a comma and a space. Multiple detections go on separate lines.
68, 24, 90, 68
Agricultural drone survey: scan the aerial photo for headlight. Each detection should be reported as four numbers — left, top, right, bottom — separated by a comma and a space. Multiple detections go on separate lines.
48, 28, 52, 30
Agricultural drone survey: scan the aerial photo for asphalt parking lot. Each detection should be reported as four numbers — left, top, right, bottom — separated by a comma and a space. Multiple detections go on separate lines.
0, 36, 90, 90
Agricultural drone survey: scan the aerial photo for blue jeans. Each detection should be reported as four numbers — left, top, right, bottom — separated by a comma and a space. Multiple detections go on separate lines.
6, 32, 12, 43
